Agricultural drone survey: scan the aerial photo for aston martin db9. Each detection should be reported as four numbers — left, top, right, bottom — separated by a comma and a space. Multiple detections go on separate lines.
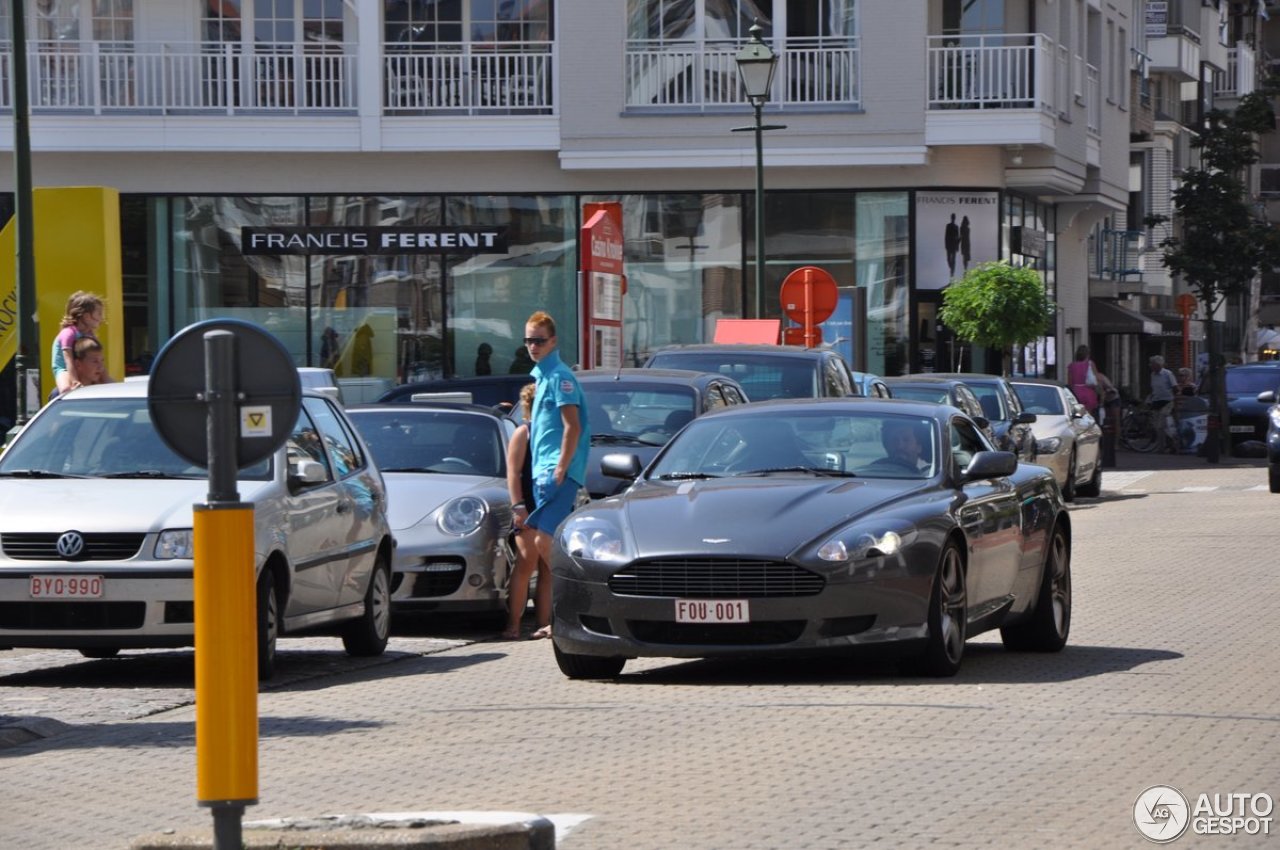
550, 399, 1071, 679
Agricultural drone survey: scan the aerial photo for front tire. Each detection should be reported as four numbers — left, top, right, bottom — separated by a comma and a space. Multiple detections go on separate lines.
1076, 458, 1102, 498
914, 541, 966, 677
256, 571, 279, 681
1270, 463, 1280, 494
1001, 522, 1071, 652
342, 554, 391, 657
553, 643, 625, 679
78, 648, 119, 659
1061, 449, 1078, 501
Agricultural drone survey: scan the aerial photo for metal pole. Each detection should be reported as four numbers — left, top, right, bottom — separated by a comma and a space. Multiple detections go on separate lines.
753, 99, 764, 319
11, 0, 38, 425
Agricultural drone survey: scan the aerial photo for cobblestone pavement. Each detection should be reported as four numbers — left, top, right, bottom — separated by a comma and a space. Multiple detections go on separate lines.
1, 459, 1277, 850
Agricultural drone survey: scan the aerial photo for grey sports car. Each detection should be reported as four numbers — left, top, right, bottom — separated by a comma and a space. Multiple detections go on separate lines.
346, 403, 517, 619
550, 399, 1072, 679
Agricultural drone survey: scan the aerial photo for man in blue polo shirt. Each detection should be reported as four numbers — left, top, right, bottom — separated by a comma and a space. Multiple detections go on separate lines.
514, 310, 589, 639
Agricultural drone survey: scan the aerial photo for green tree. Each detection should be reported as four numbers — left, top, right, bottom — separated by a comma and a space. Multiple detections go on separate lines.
939, 261, 1055, 375
1151, 82, 1280, 460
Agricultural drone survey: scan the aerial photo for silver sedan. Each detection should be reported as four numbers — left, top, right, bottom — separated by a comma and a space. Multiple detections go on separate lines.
1010, 379, 1102, 500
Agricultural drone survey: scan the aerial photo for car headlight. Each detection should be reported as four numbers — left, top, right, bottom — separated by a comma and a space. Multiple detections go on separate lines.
438, 496, 487, 536
815, 521, 917, 565
155, 529, 195, 560
1035, 437, 1062, 455
560, 514, 630, 564
1269, 407, 1280, 430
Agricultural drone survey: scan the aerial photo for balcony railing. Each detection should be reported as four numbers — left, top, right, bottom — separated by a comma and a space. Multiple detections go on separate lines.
383, 41, 553, 113
0, 39, 356, 114
1213, 45, 1256, 99
624, 38, 859, 110
1091, 228, 1145, 281
926, 34, 1056, 111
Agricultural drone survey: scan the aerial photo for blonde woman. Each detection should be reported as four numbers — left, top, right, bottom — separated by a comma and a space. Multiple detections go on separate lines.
502, 382, 552, 639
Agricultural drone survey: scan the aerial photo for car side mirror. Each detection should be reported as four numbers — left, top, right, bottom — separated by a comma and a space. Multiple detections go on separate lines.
972, 415, 990, 430
601, 452, 643, 480
1014, 411, 1037, 424
1257, 390, 1276, 404
1070, 403, 1088, 419
289, 458, 328, 487
961, 450, 1017, 480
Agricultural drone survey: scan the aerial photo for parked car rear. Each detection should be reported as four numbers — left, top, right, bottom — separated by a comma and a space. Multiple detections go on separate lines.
644, 344, 858, 400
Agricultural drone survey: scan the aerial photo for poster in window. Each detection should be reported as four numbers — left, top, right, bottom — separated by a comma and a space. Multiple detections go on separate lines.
913, 191, 1000, 290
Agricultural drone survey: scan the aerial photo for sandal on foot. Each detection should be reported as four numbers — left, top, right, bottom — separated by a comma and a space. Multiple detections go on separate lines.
530, 625, 552, 640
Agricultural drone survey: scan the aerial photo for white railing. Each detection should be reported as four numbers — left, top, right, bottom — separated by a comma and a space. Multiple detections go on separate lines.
383, 41, 553, 113
1214, 45, 1255, 98
0, 40, 356, 114
926, 33, 1054, 111
624, 38, 859, 109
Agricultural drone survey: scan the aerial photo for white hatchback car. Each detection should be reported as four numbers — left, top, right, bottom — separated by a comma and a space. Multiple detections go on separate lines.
0, 380, 393, 678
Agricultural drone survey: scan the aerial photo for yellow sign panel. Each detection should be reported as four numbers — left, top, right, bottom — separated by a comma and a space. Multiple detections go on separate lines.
240, 405, 272, 438
0, 187, 123, 396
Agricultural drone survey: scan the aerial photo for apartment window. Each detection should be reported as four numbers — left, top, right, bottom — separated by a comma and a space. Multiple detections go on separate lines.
386, 1, 551, 45
201, 0, 345, 47
0, 0, 135, 41
940, 0, 1003, 37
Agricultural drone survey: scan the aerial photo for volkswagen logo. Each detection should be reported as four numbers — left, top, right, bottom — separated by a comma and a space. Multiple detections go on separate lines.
56, 531, 86, 559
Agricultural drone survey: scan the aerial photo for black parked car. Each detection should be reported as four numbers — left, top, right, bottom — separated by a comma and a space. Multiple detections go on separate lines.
644, 344, 859, 400
882, 376, 996, 446
923, 372, 1038, 461
1222, 363, 1280, 446
377, 374, 534, 410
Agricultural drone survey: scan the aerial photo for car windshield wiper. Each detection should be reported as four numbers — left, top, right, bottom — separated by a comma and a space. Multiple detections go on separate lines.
656, 471, 724, 480
100, 470, 184, 479
591, 434, 650, 446
0, 469, 93, 479
733, 466, 858, 478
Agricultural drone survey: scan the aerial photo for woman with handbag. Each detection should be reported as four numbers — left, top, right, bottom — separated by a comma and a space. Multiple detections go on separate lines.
1067, 345, 1111, 417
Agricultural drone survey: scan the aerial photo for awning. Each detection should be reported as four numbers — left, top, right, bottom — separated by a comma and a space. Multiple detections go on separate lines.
1088, 299, 1162, 335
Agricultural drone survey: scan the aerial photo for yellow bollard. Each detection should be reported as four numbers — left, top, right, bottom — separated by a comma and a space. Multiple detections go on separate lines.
193, 503, 258, 806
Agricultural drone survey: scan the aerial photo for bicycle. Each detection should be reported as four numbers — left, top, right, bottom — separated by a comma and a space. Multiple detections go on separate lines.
1118, 399, 1160, 453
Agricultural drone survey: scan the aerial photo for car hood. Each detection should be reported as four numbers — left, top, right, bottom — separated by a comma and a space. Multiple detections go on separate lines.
605, 476, 925, 559
0, 478, 273, 532
381, 472, 497, 530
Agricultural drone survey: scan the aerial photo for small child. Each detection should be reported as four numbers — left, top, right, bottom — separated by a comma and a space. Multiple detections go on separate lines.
51, 291, 109, 395
71, 336, 108, 387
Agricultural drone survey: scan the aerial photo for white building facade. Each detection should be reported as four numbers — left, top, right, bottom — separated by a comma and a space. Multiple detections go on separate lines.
0, 0, 1151, 401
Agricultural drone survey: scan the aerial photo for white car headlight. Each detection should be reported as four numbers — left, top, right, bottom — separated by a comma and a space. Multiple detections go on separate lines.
438, 496, 487, 536
1269, 407, 1280, 429
816, 522, 917, 564
1035, 437, 1063, 454
560, 515, 630, 563
155, 529, 195, 560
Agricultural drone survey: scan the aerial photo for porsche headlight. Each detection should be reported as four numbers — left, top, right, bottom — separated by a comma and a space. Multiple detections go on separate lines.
155, 529, 195, 559
815, 521, 917, 565
560, 515, 630, 563
438, 496, 487, 536
1035, 437, 1062, 455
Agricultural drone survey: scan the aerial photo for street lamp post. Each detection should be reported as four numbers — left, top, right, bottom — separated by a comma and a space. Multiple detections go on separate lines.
8, 0, 37, 436
733, 22, 783, 320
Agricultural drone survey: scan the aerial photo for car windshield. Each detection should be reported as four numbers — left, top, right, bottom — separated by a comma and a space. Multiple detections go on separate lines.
964, 383, 1007, 420
1012, 384, 1065, 415
584, 384, 697, 446
0, 397, 270, 480
349, 409, 504, 477
649, 410, 938, 480
887, 386, 950, 404
1225, 369, 1280, 396
647, 352, 815, 400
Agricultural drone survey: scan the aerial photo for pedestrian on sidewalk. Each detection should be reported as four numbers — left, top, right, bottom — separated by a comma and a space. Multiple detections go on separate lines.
51, 291, 111, 396
1148, 355, 1178, 453
522, 311, 590, 640
1067, 344, 1112, 418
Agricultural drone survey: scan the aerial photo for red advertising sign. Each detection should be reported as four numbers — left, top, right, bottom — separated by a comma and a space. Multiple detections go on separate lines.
580, 203, 626, 370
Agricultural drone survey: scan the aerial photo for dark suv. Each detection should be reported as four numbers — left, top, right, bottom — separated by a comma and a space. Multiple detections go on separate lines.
643, 344, 859, 400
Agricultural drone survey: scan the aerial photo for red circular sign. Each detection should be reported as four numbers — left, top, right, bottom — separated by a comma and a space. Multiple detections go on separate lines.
780, 266, 839, 325
1176, 293, 1197, 318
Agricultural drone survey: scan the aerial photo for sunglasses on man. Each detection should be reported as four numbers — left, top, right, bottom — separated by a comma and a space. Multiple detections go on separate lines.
524, 336, 550, 346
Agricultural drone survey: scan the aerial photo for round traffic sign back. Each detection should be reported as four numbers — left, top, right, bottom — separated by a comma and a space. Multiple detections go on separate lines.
1176, 293, 1197, 318
147, 319, 301, 469
780, 266, 839, 325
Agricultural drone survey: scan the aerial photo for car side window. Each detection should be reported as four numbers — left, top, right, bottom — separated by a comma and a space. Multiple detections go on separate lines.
949, 419, 989, 472
722, 384, 747, 405
303, 397, 363, 479
956, 386, 981, 419
288, 409, 333, 484
705, 385, 728, 410
1002, 383, 1023, 416
824, 357, 853, 397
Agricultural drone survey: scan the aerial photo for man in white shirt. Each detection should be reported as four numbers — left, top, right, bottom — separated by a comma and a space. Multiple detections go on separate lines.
1148, 355, 1179, 453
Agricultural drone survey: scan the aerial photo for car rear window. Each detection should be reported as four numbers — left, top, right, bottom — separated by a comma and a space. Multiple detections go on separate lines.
1225, 369, 1280, 396
648, 353, 815, 400
887, 386, 950, 404
1012, 385, 1064, 415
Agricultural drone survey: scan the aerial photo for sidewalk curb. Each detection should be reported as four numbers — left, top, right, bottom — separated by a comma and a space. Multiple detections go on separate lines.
131, 814, 556, 850
0, 715, 69, 749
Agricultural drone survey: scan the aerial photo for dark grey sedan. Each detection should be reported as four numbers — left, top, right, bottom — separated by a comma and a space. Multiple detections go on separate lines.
580, 368, 749, 499
550, 399, 1072, 679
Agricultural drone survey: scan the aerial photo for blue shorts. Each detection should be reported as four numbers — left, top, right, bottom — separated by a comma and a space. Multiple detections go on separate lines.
526, 473, 581, 534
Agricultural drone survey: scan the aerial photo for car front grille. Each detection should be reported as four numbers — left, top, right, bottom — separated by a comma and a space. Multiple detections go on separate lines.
1, 533, 147, 561
628, 620, 806, 645
608, 558, 824, 598
0, 601, 146, 630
